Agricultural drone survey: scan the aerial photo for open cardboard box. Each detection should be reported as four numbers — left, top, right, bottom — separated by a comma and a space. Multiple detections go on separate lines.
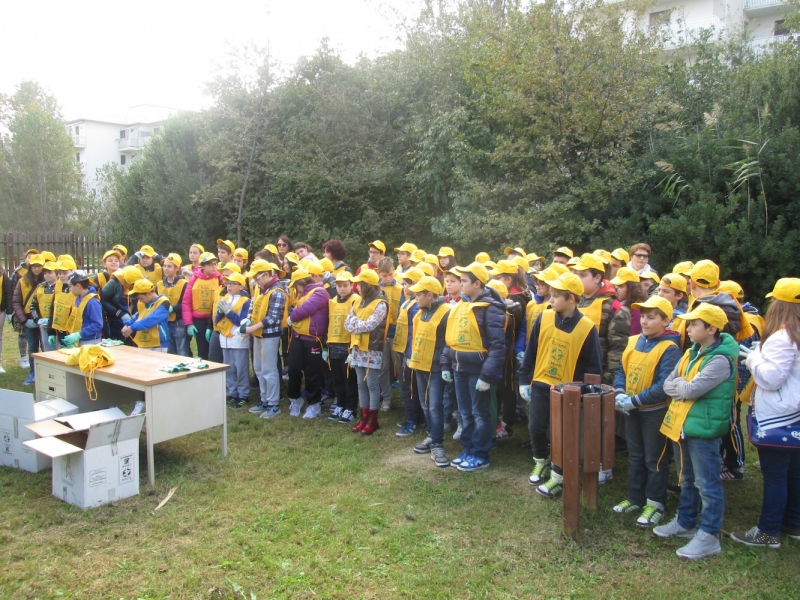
24, 408, 145, 509
0, 389, 79, 472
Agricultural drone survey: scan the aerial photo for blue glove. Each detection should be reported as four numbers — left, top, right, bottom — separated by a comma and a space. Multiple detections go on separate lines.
615, 394, 634, 413
322, 349, 328, 362
205, 329, 211, 342
62, 333, 81, 348
24, 319, 38, 329
186, 325, 198, 337
168, 305, 174, 314
476, 379, 491, 392
516, 351, 525, 364
37, 318, 49, 327
121, 313, 133, 324
519, 385, 531, 401
48, 335, 56, 347
441, 370, 453, 383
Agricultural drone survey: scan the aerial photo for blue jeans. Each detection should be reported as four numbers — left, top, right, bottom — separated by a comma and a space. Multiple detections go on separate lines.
757, 446, 800, 536
625, 407, 669, 506
443, 379, 458, 426
673, 437, 725, 535
23, 325, 40, 375
168, 320, 191, 357
416, 370, 445, 445
454, 371, 493, 460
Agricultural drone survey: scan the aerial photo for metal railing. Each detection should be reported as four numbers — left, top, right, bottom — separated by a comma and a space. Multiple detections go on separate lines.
745, 0, 787, 11
71, 134, 86, 146
118, 137, 144, 150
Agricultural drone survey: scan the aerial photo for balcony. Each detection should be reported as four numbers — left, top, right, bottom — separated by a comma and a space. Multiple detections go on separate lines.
745, 0, 794, 16
751, 33, 797, 55
117, 133, 151, 152
71, 134, 86, 147
657, 16, 723, 49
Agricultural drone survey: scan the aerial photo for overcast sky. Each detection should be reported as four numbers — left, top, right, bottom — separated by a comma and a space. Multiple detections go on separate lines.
1, 0, 424, 120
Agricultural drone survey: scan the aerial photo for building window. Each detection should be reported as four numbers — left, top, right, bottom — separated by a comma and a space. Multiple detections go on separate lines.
775, 20, 790, 36
76, 153, 81, 163
649, 10, 671, 29
120, 155, 126, 166
75, 125, 80, 135
120, 129, 127, 139
153, 127, 162, 135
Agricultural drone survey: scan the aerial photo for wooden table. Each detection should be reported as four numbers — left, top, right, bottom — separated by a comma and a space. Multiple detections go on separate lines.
32, 346, 229, 485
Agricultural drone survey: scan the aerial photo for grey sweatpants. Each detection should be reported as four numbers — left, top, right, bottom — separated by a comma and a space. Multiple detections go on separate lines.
223, 347, 251, 399
253, 336, 281, 406
355, 365, 382, 410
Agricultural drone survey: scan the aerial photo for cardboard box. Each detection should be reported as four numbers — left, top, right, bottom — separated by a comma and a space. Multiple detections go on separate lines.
23, 408, 145, 509
0, 389, 79, 473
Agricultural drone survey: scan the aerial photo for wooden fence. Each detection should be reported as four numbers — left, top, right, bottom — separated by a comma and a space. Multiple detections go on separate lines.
1, 232, 111, 273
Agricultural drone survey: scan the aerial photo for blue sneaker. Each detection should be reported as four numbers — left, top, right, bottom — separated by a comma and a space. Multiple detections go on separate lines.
23, 374, 35, 386
395, 420, 418, 437
450, 451, 469, 468
456, 455, 490, 472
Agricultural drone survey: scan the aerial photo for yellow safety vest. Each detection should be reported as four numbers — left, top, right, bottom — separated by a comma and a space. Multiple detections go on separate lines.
622, 335, 674, 405
191, 277, 218, 314
65, 293, 100, 341
20, 278, 36, 313
93, 271, 109, 291
408, 303, 451, 372
52, 286, 74, 332
382, 283, 403, 327
156, 278, 187, 322
135, 263, 163, 285
133, 296, 170, 348
660, 351, 702, 441
35, 284, 54, 322
291, 289, 317, 336
212, 285, 227, 332
328, 293, 360, 344
578, 296, 605, 329
250, 286, 289, 337
216, 295, 249, 337
525, 299, 550, 343
444, 301, 490, 353
349, 298, 388, 352
392, 298, 418, 353
532, 309, 594, 386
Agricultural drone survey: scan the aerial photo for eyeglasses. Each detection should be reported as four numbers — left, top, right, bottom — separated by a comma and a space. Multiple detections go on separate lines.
368, 249, 381, 255
633, 253, 649, 259
277, 242, 288, 247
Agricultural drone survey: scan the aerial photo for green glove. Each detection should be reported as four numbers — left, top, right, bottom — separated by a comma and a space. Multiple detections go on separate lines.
205, 329, 211, 342
63, 333, 81, 348
186, 325, 198, 337
48, 335, 56, 347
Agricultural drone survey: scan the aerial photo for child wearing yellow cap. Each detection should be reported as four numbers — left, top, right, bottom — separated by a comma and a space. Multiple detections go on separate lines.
9, 249, 39, 371
126, 245, 164, 285
376, 257, 402, 411
30, 261, 59, 351
518, 272, 602, 496
157, 254, 190, 357
612, 296, 681, 528
214, 273, 252, 407
182, 253, 224, 360
655, 303, 738, 559
324, 272, 360, 424
393, 267, 424, 437
92, 249, 122, 292
12, 255, 45, 384
121, 279, 170, 352
99, 264, 138, 345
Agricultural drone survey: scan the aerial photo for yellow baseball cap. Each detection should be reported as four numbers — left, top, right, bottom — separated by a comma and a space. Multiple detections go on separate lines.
673, 261, 695, 275
417, 262, 435, 277
40, 251, 56, 262
533, 267, 559, 283
504, 246, 526, 257
567, 256, 581, 267
438, 246, 455, 257
401, 267, 425, 284
224, 272, 246, 286
24, 248, 40, 256
610, 267, 641, 286
222, 263, 242, 274
632, 296, 674, 321
191, 243, 205, 253
409, 275, 442, 295
216, 239, 235, 254
234, 248, 249, 261
718, 280, 744, 300
352, 269, 379, 286
593, 249, 612, 265
56, 258, 77, 271
487, 279, 509, 299
690, 260, 720, 287
410, 249, 426, 262
474, 252, 491, 264
289, 268, 311, 287
199, 252, 218, 265
676, 302, 728, 331
572, 253, 605, 272
58, 254, 75, 264
547, 272, 585, 296
139, 245, 156, 257
305, 262, 324, 276
127, 279, 155, 295
489, 259, 518, 276
163, 253, 182, 267
246, 260, 276, 278
455, 262, 490, 285
319, 258, 334, 272
28, 254, 46, 266
112, 244, 128, 255
513, 256, 530, 272
526, 252, 544, 262
611, 248, 630, 263
660, 273, 688, 293
766, 278, 800, 303
369, 240, 386, 253
640, 271, 661, 283
262, 243, 278, 254
102, 250, 122, 262
554, 246, 574, 258
334, 271, 354, 283
423, 253, 440, 266
394, 242, 418, 253
549, 263, 569, 276
43, 261, 59, 271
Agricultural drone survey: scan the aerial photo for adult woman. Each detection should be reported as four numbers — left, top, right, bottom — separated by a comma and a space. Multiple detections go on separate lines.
731, 278, 800, 549
276, 235, 293, 272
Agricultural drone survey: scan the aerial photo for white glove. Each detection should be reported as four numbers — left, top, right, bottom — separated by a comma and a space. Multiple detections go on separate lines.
476, 379, 491, 392
519, 385, 531, 402
240, 318, 251, 328
516, 351, 525, 364
24, 319, 38, 329
218, 299, 232, 314
37, 318, 49, 327
345, 353, 352, 365
441, 370, 453, 382
615, 394, 634, 413
286, 316, 293, 327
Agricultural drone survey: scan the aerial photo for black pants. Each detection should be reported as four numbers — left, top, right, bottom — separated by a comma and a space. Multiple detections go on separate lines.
497, 367, 517, 428
209, 330, 223, 363
194, 317, 212, 360
528, 383, 561, 475
720, 400, 746, 470
287, 336, 323, 405
401, 362, 424, 424
330, 355, 358, 412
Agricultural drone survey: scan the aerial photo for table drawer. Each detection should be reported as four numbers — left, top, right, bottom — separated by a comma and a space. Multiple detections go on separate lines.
37, 364, 66, 387
38, 374, 66, 398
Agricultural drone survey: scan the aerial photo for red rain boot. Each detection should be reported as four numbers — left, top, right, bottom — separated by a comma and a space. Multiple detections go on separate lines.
351, 407, 370, 433
361, 409, 380, 436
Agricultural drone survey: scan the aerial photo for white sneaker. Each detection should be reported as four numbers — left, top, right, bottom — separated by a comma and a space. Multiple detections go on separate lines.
289, 398, 304, 417
130, 401, 146, 416
598, 469, 613, 484
302, 402, 321, 419
19, 357, 29, 369
653, 517, 697, 539
676, 529, 722, 559
380, 398, 391, 412
453, 425, 462, 440
0, 365, 6, 375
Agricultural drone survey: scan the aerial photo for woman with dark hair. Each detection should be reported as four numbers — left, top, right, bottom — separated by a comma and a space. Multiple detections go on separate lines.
293, 242, 318, 262
322, 239, 351, 276
276, 235, 293, 271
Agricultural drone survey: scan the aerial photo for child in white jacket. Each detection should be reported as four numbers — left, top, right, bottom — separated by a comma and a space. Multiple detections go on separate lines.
215, 273, 252, 408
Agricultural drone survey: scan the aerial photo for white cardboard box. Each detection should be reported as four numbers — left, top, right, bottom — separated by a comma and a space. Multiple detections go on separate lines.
0, 389, 79, 473
23, 408, 145, 509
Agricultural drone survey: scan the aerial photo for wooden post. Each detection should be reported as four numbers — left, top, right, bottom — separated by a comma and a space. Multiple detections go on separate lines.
601, 387, 617, 470
561, 384, 582, 541
550, 387, 563, 468
582, 392, 601, 512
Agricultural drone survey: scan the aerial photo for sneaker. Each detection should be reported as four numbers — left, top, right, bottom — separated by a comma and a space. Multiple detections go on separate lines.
328, 402, 340, 413
281, 367, 289, 381
456, 455, 490, 472
453, 424, 462, 440
413, 436, 433, 454
536, 475, 563, 499
720, 466, 744, 481
233, 397, 248, 408
337, 409, 355, 424
302, 403, 321, 419
19, 357, 30, 370
397, 420, 407, 428
249, 402, 268, 414
598, 469, 613, 484
380, 398, 391, 412
754, 460, 761, 469
22, 374, 35, 386
636, 502, 665, 528
0, 366, 6, 375
731, 526, 781, 549
259, 406, 281, 419
289, 398, 304, 417
653, 517, 697, 539
328, 406, 343, 420
496, 422, 513, 439
443, 421, 451, 434
612, 499, 641, 514
676, 529, 722, 559
391, 380, 399, 389
450, 451, 468, 468
431, 445, 450, 467
529, 459, 550, 486
781, 525, 800, 540
396, 421, 418, 437
130, 401, 146, 416
226, 396, 237, 407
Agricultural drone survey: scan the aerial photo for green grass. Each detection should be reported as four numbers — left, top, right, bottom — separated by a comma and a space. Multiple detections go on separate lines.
0, 322, 798, 599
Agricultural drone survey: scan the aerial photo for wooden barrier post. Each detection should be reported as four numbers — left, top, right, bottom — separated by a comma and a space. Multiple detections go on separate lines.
561, 384, 582, 541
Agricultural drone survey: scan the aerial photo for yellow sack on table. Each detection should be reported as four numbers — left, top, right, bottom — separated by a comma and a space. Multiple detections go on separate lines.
60, 345, 115, 401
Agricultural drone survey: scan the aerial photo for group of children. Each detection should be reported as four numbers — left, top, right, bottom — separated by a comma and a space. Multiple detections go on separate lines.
4, 238, 795, 559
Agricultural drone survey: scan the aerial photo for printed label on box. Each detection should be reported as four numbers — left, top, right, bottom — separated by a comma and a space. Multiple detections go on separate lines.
89, 467, 107, 488
2, 429, 11, 455
119, 454, 134, 484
